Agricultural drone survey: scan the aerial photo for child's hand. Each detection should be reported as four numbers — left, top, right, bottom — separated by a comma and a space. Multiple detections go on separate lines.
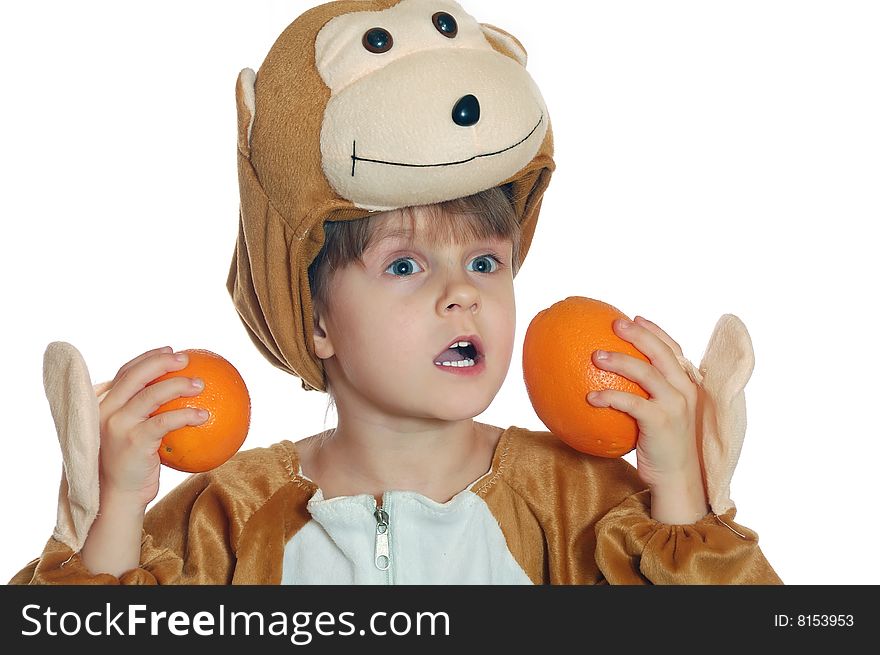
587, 316, 708, 524
97, 346, 208, 510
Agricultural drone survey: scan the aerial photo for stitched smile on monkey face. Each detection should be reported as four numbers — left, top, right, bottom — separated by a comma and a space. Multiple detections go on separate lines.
349, 112, 545, 176
315, 0, 549, 211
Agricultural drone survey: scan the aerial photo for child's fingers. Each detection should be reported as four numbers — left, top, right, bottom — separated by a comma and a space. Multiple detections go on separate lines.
128, 376, 206, 421
112, 346, 174, 383
633, 316, 683, 357
586, 388, 658, 425
136, 407, 210, 450
104, 377, 208, 452
591, 349, 681, 406
100, 351, 191, 419
612, 320, 694, 398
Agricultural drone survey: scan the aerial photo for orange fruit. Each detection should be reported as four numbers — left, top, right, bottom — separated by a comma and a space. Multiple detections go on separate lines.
148, 349, 251, 472
522, 297, 650, 458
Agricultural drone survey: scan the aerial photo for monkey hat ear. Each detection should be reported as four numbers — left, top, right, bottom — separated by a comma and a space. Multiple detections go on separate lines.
236, 68, 256, 159
227, 0, 555, 392
480, 23, 528, 67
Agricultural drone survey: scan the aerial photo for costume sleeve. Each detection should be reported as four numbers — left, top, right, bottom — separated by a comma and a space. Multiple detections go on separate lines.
487, 428, 781, 585
594, 489, 782, 584
8, 471, 235, 585
9, 441, 304, 586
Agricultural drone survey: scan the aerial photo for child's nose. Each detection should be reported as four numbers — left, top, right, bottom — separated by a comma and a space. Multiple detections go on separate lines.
437, 277, 480, 315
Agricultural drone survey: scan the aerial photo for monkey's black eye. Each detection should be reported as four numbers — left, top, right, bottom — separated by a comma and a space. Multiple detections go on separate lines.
432, 12, 458, 38
363, 27, 393, 53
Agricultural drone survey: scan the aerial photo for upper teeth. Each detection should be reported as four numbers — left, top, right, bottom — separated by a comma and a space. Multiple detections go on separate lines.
453, 341, 471, 349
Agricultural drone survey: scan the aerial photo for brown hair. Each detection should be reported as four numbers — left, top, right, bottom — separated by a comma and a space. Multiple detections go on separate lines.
308, 184, 521, 311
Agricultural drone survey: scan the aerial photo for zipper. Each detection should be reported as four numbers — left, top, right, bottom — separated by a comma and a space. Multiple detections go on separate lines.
373, 496, 391, 574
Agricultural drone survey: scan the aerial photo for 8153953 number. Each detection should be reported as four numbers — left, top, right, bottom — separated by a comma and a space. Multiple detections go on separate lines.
773, 614, 854, 627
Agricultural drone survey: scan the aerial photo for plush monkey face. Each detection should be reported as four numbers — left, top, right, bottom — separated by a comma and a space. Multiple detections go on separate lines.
315, 0, 548, 209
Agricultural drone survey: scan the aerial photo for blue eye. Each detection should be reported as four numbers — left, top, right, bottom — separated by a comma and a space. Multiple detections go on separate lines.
385, 257, 423, 277
467, 255, 500, 274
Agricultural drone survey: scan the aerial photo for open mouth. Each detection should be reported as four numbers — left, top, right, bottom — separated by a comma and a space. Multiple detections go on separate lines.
350, 114, 544, 177
433, 335, 484, 369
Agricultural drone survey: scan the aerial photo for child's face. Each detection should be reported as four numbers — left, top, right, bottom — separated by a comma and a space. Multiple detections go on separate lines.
314, 207, 516, 422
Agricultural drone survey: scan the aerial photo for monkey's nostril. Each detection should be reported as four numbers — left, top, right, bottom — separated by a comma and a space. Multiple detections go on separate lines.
452, 94, 480, 127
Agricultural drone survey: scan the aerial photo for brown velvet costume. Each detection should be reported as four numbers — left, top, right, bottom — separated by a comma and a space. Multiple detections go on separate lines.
11, 427, 779, 585
9, 0, 780, 585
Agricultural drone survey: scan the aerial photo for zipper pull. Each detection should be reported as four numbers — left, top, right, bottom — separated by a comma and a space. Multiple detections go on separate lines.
374, 503, 391, 571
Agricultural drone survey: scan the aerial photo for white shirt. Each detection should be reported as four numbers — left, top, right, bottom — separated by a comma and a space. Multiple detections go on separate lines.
281, 470, 532, 584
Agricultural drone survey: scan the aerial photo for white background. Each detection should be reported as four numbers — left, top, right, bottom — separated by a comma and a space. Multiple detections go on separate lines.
1, 1, 878, 585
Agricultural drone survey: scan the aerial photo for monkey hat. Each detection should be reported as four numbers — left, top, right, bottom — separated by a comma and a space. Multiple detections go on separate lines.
227, 0, 555, 392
